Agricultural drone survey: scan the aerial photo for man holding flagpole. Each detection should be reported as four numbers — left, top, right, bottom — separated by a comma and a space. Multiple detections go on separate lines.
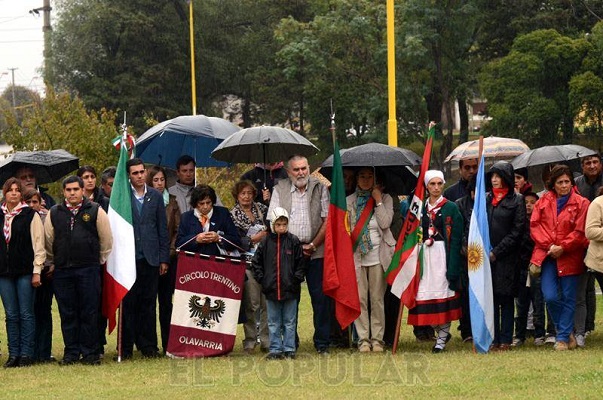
119, 158, 169, 360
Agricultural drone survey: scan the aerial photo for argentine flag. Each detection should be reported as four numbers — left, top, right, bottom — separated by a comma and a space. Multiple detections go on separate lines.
467, 153, 495, 353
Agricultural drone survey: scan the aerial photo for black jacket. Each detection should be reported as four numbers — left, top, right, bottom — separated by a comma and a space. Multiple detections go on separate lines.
50, 199, 101, 269
486, 161, 526, 296
251, 232, 306, 301
0, 207, 36, 277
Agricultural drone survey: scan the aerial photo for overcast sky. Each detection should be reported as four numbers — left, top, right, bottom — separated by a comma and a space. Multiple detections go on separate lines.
0, 0, 46, 95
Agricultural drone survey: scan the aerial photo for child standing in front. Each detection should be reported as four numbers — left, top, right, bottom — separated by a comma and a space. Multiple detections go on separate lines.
252, 207, 306, 360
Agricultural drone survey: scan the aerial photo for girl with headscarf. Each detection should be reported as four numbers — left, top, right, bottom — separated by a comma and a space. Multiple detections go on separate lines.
407, 170, 463, 353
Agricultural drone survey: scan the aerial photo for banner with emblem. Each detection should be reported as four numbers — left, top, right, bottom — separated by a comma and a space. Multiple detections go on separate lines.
167, 252, 246, 358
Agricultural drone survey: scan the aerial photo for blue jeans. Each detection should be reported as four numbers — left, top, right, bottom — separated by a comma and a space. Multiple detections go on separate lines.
266, 298, 298, 353
515, 273, 545, 340
0, 275, 35, 357
54, 265, 101, 360
305, 258, 333, 350
493, 294, 514, 345
541, 259, 579, 342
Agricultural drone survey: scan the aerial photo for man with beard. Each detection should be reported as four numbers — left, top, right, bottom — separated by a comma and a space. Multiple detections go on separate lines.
268, 155, 332, 354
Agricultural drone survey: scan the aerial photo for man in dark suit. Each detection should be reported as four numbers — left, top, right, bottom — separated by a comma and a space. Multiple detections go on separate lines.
119, 158, 169, 359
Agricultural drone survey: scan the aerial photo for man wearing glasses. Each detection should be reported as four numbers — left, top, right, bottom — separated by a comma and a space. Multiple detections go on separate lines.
15, 166, 56, 211
119, 158, 169, 360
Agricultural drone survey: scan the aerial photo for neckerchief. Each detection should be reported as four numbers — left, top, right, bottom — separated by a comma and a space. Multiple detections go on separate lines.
194, 208, 213, 233
491, 188, 508, 207
1, 202, 28, 244
65, 200, 82, 231
425, 196, 447, 241
162, 189, 169, 206
352, 189, 374, 255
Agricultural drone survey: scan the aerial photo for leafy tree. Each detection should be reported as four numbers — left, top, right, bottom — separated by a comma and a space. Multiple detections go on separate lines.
49, 0, 191, 132
1, 89, 119, 173
0, 85, 42, 128
480, 29, 590, 146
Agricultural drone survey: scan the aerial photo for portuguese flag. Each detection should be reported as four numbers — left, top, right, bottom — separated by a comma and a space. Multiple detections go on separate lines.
103, 136, 137, 333
323, 139, 360, 329
385, 126, 435, 309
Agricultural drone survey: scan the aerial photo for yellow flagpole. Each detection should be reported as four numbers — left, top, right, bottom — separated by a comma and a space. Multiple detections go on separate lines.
386, 0, 398, 147
189, 1, 197, 115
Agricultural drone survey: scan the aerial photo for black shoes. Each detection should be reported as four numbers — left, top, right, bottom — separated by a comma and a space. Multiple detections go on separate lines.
432, 346, 444, 354
112, 354, 132, 362
18, 356, 34, 367
283, 352, 296, 359
141, 350, 161, 359
81, 354, 101, 365
265, 352, 284, 360
3, 356, 19, 368
58, 357, 79, 366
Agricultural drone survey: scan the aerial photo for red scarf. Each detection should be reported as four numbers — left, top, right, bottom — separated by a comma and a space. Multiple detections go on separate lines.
65, 200, 82, 230
491, 188, 508, 206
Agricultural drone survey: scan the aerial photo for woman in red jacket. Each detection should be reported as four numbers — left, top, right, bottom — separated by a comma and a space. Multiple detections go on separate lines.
530, 165, 589, 351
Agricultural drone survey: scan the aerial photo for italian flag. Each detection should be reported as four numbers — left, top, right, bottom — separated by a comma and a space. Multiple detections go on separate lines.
323, 139, 361, 329
385, 126, 435, 309
102, 138, 137, 333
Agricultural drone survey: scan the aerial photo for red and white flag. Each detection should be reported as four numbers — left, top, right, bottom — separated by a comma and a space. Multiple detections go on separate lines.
167, 253, 246, 358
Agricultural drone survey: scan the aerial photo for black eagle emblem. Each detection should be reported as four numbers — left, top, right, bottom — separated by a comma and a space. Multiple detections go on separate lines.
188, 295, 226, 328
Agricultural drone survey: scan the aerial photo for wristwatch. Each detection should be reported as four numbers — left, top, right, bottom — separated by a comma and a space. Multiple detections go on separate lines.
309, 242, 317, 252
376, 202, 383, 207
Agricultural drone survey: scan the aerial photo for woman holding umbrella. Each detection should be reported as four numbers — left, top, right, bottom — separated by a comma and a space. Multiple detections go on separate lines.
346, 167, 395, 353
530, 164, 589, 351
0, 178, 45, 367
407, 170, 463, 353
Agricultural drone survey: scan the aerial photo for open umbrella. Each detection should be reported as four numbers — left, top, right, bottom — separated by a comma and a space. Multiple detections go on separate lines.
511, 144, 597, 169
0, 149, 79, 185
444, 136, 529, 163
320, 143, 420, 196
135, 115, 241, 169
211, 126, 319, 164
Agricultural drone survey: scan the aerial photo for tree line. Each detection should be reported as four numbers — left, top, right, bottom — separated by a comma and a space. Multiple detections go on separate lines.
2, 0, 603, 164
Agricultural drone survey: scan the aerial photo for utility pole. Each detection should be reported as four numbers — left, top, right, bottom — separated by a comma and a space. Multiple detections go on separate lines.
30, 0, 53, 87
8, 68, 18, 108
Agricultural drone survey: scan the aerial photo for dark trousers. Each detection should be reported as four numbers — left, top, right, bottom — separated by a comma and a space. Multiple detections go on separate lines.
33, 274, 53, 361
157, 258, 176, 352
54, 265, 101, 360
383, 285, 400, 347
515, 274, 545, 340
493, 294, 514, 345
121, 259, 159, 355
305, 258, 333, 351
585, 270, 603, 332
97, 265, 107, 354
458, 286, 472, 340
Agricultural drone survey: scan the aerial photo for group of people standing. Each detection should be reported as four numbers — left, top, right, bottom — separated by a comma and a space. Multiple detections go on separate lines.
2, 148, 603, 366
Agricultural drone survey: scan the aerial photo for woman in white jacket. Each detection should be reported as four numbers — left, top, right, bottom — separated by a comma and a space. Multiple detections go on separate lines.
346, 168, 395, 353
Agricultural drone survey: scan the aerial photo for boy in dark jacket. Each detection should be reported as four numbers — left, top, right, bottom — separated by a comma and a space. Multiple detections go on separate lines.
252, 207, 306, 360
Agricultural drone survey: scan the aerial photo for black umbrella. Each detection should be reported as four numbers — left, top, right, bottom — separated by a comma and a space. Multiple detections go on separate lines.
0, 149, 79, 185
135, 115, 241, 169
211, 126, 319, 164
511, 144, 597, 169
320, 143, 421, 196
211, 125, 320, 185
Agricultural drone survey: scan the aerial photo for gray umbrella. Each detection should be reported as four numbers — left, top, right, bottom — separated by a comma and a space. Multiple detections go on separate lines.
211, 126, 319, 164
511, 144, 597, 169
0, 149, 79, 185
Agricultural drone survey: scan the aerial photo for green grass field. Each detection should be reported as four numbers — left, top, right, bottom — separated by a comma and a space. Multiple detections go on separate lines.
1, 286, 603, 399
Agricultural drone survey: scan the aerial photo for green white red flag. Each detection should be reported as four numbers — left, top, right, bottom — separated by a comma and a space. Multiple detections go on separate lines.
103, 137, 137, 333
385, 126, 435, 309
323, 139, 361, 329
